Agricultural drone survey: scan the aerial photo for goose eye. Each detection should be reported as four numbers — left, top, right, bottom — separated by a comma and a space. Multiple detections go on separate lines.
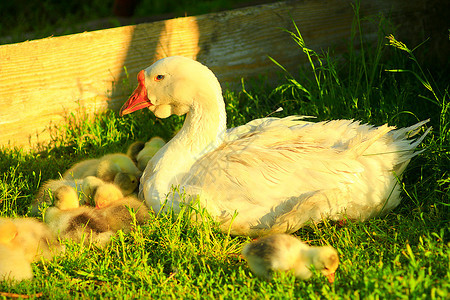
155, 75, 165, 81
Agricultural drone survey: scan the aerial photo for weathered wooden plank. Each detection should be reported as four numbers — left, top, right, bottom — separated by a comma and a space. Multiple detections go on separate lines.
0, 0, 432, 149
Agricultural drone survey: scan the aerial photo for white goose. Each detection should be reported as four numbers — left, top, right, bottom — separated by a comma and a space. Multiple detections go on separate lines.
119, 56, 430, 236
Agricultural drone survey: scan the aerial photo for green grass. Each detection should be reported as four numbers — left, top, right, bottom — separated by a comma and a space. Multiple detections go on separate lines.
1, 6, 449, 300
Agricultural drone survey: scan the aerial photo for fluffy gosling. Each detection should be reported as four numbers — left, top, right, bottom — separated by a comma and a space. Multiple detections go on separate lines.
0, 217, 62, 281
63, 153, 142, 182
94, 190, 151, 233
0, 219, 32, 281
31, 175, 133, 216
241, 234, 339, 283
135, 137, 166, 171
44, 186, 114, 247
127, 141, 146, 164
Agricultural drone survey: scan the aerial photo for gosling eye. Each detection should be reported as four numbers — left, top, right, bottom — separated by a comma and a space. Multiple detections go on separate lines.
155, 74, 165, 81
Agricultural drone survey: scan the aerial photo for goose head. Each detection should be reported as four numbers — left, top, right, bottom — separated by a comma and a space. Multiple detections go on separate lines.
119, 56, 223, 119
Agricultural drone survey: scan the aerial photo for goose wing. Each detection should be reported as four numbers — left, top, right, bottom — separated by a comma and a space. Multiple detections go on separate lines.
182, 118, 386, 231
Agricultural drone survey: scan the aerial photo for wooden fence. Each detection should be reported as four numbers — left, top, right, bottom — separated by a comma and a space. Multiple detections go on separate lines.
0, 0, 443, 149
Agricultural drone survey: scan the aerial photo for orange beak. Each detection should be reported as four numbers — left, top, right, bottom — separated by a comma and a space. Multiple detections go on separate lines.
326, 272, 335, 283
119, 70, 153, 116
95, 202, 107, 209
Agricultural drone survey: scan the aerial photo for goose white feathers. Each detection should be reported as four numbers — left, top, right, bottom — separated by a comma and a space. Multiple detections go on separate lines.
119, 56, 430, 236
241, 234, 339, 282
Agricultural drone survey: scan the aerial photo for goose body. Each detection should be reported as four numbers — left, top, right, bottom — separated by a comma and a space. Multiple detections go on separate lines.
242, 233, 339, 282
119, 56, 430, 236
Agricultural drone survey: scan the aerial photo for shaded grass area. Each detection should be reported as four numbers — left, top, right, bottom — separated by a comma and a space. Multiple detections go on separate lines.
0, 10, 449, 300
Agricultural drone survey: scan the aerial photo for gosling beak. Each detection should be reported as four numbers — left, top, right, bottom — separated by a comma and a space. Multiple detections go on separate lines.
326, 272, 335, 283
120, 70, 153, 116
95, 201, 107, 209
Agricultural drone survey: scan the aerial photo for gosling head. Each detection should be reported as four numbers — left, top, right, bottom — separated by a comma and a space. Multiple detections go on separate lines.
311, 246, 339, 283
113, 172, 139, 196
94, 183, 124, 209
53, 185, 79, 210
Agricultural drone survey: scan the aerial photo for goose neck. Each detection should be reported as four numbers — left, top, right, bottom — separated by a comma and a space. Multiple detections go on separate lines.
174, 91, 227, 158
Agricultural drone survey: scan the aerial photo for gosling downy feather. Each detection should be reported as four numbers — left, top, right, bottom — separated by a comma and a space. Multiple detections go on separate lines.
135, 137, 166, 171
0, 244, 34, 281
241, 233, 339, 282
93, 183, 124, 209
0, 218, 62, 281
81, 174, 136, 201
0, 217, 62, 263
32, 175, 135, 216
96, 153, 142, 182
119, 56, 430, 236
0, 219, 16, 244
44, 186, 114, 246
95, 194, 152, 233
63, 153, 142, 183
127, 141, 146, 164
32, 176, 102, 215
112, 172, 139, 196
0, 219, 33, 281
